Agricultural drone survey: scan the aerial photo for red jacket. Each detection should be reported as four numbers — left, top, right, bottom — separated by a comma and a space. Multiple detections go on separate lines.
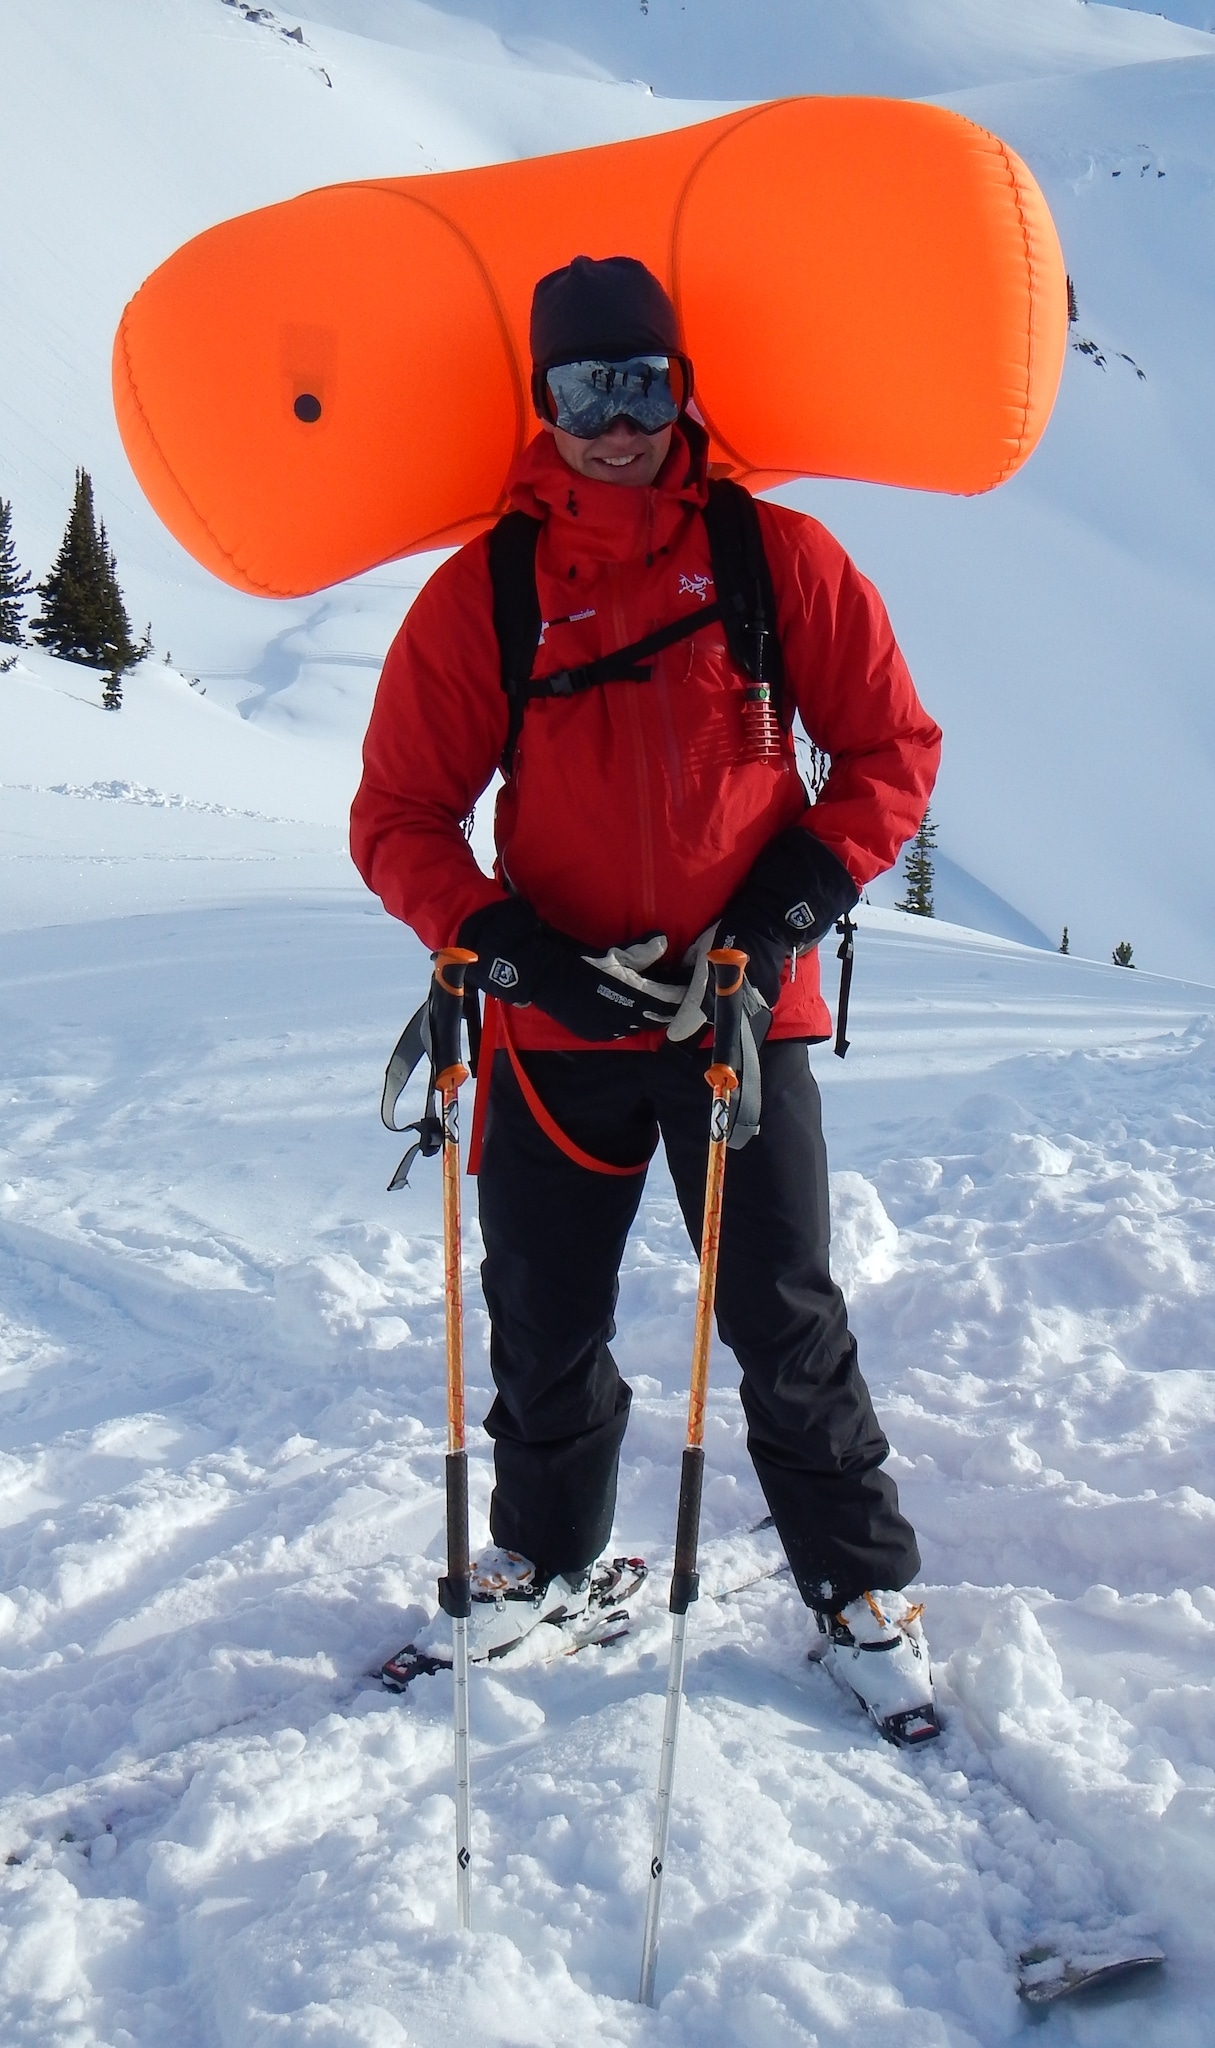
351, 426, 941, 1047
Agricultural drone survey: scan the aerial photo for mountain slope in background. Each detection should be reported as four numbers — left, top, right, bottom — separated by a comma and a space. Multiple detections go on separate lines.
1108, 0, 1215, 24
2, 0, 1213, 978
810, 53, 1215, 975
308, 0, 1215, 98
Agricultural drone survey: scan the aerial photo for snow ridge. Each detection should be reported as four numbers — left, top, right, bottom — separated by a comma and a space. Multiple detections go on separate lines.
8, 781, 302, 825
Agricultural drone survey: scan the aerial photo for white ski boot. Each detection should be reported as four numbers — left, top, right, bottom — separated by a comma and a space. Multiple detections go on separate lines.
814, 1588, 940, 1746
404, 1545, 591, 1666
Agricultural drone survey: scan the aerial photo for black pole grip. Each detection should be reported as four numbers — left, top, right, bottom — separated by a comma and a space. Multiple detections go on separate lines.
709, 948, 747, 1079
437, 1449, 472, 1619
669, 1445, 705, 1615
430, 949, 476, 1078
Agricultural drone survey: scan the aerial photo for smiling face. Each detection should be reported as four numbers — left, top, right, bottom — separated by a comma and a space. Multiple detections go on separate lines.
545, 415, 674, 487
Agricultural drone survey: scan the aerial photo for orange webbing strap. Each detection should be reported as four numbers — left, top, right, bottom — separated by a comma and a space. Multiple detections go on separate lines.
466, 997, 652, 1179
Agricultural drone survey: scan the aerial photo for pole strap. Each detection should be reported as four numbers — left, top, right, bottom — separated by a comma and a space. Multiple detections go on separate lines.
834, 911, 856, 1060
463, 986, 483, 1078
495, 1008, 654, 1179
381, 995, 445, 1190
466, 993, 499, 1176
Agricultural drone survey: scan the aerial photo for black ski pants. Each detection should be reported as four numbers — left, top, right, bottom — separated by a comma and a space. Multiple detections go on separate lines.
477, 1036, 920, 1610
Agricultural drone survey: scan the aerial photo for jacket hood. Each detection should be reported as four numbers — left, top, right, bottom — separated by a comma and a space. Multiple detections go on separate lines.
506, 419, 710, 560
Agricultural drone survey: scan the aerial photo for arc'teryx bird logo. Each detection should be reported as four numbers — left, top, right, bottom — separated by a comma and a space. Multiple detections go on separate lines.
678, 571, 713, 603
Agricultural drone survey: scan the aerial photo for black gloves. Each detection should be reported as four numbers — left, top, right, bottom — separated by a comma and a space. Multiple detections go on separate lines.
664, 831, 858, 1150
715, 827, 861, 1004
670, 827, 860, 1039
457, 832, 857, 1131
457, 897, 686, 1042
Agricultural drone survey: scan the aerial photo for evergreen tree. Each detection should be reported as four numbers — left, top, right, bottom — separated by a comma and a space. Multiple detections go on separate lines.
1059, 926, 1069, 955
1112, 940, 1136, 968
101, 670, 123, 711
896, 806, 937, 917
31, 470, 139, 671
0, 497, 32, 645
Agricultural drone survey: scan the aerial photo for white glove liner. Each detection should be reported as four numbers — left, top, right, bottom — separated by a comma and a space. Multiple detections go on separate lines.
580, 933, 689, 1026
666, 926, 716, 1043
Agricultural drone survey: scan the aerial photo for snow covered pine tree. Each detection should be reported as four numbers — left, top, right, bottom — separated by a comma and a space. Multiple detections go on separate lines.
32, 469, 141, 674
0, 497, 32, 646
896, 805, 937, 916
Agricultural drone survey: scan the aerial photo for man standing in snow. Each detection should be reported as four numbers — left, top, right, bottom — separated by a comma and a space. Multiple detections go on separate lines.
351, 255, 942, 1743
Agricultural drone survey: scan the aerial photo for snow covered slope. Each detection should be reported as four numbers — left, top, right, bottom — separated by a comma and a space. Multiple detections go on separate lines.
1107, 0, 1215, 25
0, 0, 716, 690
807, 51, 1215, 980
4, 0, 1215, 973
1, 894, 1212, 2043
419, 0, 1215, 98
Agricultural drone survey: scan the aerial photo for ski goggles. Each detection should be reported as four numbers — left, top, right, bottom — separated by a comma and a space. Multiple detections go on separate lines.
537, 354, 688, 438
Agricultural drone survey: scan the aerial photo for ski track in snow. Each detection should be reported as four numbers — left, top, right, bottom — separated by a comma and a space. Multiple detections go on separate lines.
5, 781, 304, 825
0, 900, 1210, 2044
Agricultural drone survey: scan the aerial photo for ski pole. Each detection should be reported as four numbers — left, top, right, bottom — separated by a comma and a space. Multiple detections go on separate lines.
429, 946, 478, 1931
638, 947, 747, 2007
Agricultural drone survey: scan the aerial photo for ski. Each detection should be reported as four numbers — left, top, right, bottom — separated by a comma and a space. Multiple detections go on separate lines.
380, 1508, 778, 1694
382, 1519, 1163, 2008
1018, 1941, 1164, 2005
715, 1555, 790, 1599
380, 1556, 647, 1691
718, 1558, 941, 1747
692, 1533, 1165, 2002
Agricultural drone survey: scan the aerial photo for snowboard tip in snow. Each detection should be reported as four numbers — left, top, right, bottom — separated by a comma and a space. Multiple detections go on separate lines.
1017, 1942, 1165, 2005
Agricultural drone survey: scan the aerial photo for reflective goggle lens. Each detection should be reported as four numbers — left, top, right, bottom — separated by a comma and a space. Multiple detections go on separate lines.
544, 356, 682, 438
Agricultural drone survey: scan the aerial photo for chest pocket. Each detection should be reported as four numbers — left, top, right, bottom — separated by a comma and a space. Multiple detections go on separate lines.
488, 476, 788, 779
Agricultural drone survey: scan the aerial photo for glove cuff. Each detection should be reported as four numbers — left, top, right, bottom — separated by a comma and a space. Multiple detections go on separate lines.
458, 897, 542, 1003
745, 827, 860, 952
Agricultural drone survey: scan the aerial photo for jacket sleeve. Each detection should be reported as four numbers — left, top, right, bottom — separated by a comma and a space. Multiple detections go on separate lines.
349, 539, 511, 950
758, 502, 942, 886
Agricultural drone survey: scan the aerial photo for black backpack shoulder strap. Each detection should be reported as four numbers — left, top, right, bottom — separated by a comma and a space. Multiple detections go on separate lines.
486, 484, 788, 775
487, 510, 543, 777
702, 476, 787, 727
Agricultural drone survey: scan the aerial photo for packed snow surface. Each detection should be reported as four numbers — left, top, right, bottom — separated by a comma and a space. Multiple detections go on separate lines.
1, 870, 1213, 2045
3, 0, 1215, 2041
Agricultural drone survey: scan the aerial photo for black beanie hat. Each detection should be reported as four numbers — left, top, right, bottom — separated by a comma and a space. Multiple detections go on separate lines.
530, 254, 682, 369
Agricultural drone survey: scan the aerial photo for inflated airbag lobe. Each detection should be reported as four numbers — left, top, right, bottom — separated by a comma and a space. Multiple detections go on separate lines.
113, 97, 1067, 599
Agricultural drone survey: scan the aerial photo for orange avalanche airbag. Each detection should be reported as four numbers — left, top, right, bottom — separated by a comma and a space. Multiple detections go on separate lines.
113, 97, 1067, 598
